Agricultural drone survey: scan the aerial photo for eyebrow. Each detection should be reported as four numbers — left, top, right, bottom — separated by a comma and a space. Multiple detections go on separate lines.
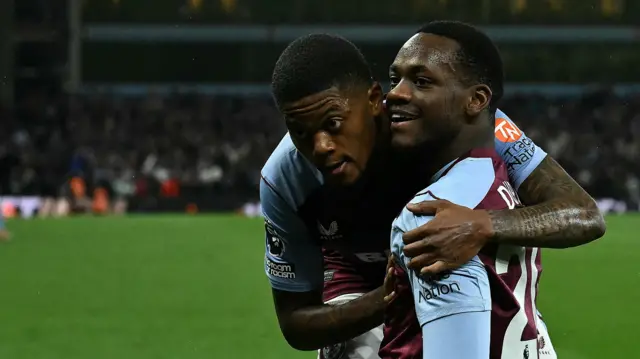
285, 104, 342, 124
282, 96, 338, 116
389, 63, 430, 73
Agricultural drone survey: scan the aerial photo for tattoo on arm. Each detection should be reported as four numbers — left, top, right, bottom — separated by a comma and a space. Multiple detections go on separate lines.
489, 156, 606, 248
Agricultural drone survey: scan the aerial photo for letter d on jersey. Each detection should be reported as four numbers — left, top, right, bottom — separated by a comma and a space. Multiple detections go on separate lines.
498, 182, 521, 210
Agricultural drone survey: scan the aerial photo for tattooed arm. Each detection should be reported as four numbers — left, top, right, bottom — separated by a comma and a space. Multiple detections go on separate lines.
401, 157, 606, 274
489, 156, 606, 248
401, 114, 605, 274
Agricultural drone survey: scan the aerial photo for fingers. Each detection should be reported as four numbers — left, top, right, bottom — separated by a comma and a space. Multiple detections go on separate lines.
384, 267, 395, 292
406, 253, 437, 271
420, 261, 452, 277
402, 238, 435, 257
384, 256, 396, 291
406, 199, 450, 215
402, 225, 437, 244
386, 254, 396, 269
383, 256, 398, 303
383, 266, 397, 303
383, 291, 396, 303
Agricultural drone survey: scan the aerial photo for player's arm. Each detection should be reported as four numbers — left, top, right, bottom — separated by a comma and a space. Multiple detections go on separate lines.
272, 288, 387, 351
390, 186, 492, 358
261, 178, 386, 351
488, 112, 605, 247
403, 112, 605, 261
489, 155, 605, 248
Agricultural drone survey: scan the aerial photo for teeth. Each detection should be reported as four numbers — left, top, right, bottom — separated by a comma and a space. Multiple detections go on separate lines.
391, 114, 410, 122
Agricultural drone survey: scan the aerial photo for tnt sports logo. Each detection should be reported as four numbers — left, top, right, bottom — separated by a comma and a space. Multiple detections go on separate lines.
320, 342, 346, 359
495, 117, 523, 143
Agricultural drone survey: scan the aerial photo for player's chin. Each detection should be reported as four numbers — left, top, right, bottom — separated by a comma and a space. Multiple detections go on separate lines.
324, 166, 361, 187
390, 120, 421, 147
390, 133, 422, 152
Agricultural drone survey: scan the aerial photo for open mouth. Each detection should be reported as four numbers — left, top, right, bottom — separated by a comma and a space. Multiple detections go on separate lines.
323, 161, 347, 175
390, 109, 420, 123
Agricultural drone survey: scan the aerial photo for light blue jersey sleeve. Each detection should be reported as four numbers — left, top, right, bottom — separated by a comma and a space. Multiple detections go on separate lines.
494, 108, 547, 190
391, 158, 495, 359
261, 135, 324, 293
421, 311, 491, 358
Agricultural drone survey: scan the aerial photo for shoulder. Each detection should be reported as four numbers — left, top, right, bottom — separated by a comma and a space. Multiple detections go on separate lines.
393, 157, 497, 233
493, 108, 548, 189
260, 133, 323, 210
415, 157, 497, 207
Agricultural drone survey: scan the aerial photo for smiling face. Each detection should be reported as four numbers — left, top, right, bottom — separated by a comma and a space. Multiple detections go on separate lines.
386, 33, 491, 151
282, 83, 384, 186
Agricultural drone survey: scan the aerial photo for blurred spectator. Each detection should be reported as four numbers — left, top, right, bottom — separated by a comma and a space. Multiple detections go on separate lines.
0, 90, 637, 213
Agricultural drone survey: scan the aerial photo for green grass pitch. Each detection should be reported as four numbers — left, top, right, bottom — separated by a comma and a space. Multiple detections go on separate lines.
0, 214, 637, 359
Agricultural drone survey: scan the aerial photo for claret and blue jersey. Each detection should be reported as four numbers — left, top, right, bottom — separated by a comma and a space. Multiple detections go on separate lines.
260, 109, 548, 298
383, 144, 557, 359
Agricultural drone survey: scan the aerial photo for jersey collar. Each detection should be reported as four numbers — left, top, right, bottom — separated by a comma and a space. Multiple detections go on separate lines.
431, 158, 459, 183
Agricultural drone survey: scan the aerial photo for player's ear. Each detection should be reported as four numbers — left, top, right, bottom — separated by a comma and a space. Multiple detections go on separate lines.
466, 84, 492, 117
368, 82, 384, 117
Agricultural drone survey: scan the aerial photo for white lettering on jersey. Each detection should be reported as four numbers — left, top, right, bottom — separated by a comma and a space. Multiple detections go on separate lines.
498, 181, 521, 209
266, 257, 296, 279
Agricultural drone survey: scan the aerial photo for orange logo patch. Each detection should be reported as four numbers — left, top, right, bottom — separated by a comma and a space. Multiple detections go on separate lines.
494, 118, 522, 143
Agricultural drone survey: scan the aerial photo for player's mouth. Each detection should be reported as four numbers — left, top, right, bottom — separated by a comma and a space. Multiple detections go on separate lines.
323, 160, 348, 176
389, 108, 420, 124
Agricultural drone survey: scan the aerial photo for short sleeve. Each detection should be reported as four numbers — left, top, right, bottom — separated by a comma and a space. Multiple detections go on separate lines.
389, 159, 494, 327
261, 177, 323, 292
494, 109, 547, 190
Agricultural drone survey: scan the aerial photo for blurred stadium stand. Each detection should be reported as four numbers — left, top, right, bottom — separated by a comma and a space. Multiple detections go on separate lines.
0, 0, 638, 216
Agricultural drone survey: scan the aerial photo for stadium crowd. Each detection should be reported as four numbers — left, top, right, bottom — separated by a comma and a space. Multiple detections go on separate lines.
0, 90, 638, 212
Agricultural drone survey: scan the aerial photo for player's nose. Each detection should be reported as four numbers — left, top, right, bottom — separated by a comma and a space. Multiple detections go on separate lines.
312, 131, 336, 158
386, 79, 412, 103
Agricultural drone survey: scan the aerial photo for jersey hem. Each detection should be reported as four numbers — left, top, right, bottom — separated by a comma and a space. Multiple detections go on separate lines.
268, 279, 321, 293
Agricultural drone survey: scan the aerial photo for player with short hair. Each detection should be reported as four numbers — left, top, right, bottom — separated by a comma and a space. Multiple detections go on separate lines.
263, 31, 603, 359
381, 21, 559, 358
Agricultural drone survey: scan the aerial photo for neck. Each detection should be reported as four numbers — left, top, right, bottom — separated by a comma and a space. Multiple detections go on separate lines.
407, 115, 494, 180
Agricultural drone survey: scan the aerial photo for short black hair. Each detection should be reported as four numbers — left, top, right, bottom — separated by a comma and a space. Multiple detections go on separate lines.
416, 21, 504, 112
271, 33, 373, 109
